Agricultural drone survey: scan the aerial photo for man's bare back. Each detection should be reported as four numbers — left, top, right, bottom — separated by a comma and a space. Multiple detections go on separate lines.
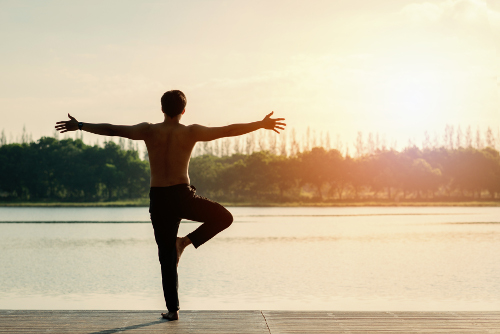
55, 90, 285, 321
145, 121, 195, 187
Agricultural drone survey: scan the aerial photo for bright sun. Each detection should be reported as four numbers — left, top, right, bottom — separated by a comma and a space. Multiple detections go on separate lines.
382, 68, 448, 128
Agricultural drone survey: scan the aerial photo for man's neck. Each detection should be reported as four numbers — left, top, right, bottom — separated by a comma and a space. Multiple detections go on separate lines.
164, 114, 182, 124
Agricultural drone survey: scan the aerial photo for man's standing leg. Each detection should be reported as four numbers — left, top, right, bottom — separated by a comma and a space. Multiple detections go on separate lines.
150, 212, 181, 320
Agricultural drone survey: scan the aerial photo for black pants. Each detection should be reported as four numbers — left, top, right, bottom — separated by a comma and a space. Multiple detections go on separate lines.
149, 184, 233, 312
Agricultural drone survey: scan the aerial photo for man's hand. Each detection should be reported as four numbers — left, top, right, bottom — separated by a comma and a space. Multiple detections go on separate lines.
261, 111, 286, 134
55, 113, 79, 133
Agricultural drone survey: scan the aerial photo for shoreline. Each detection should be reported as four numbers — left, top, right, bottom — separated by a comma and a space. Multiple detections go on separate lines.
1, 200, 500, 207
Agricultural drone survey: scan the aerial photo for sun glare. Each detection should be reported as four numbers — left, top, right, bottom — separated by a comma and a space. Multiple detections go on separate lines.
381, 68, 449, 128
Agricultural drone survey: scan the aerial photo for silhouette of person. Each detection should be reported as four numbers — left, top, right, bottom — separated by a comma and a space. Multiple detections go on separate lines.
55, 90, 286, 320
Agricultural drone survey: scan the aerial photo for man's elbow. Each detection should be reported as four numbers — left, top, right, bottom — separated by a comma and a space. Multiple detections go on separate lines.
209, 128, 234, 140
108, 124, 130, 138
225, 127, 238, 137
108, 128, 119, 137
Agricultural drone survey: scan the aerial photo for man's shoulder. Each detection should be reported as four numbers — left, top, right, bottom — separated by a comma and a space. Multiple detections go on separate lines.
135, 121, 154, 130
185, 124, 206, 131
181, 123, 201, 134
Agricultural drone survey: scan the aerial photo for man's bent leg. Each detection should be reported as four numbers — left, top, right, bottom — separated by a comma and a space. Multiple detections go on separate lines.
151, 212, 181, 312
180, 187, 233, 248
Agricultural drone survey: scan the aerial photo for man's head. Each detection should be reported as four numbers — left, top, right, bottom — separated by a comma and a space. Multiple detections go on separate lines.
161, 90, 187, 118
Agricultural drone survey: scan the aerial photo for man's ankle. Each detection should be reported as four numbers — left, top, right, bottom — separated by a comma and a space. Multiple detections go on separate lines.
162, 311, 179, 320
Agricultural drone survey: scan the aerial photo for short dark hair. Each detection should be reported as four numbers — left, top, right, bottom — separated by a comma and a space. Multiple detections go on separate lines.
161, 90, 187, 117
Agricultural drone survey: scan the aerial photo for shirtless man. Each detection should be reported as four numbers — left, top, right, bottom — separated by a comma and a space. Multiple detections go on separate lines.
55, 90, 286, 320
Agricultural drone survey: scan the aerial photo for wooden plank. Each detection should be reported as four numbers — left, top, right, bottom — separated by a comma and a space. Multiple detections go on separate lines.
1, 310, 500, 333
262, 311, 500, 334
0, 310, 269, 334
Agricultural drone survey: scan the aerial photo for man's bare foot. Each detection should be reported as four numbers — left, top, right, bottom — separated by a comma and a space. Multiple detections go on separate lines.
161, 311, 179, 321
176, 236, 192, 267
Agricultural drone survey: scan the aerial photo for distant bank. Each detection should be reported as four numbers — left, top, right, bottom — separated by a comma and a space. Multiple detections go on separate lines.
1, 200, 499, 207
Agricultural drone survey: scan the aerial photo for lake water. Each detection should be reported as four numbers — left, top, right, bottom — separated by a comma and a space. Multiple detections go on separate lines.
1, 206, 499, 311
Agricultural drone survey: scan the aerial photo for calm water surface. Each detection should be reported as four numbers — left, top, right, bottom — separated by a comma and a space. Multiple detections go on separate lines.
1, 206, 499, 311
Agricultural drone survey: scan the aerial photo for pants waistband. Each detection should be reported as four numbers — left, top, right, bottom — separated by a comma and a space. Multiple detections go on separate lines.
149, 184, 196, 193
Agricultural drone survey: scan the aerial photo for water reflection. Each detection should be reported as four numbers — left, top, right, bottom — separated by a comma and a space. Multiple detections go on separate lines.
0, 207, 499, 311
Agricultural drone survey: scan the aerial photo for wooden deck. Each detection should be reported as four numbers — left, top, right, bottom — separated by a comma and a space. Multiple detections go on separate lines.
1, 310, 500, 333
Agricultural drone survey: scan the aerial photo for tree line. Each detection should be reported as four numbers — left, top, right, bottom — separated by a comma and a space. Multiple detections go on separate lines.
190, 146, 500, 202
0, 137, 149, 201
1, 136, 499, 202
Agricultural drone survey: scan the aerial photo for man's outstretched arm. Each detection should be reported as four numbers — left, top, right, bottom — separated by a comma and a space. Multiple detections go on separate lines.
55, 114, 150, 140
188, 111, 286, 142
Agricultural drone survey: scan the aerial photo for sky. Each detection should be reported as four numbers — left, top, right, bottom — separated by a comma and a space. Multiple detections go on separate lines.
1, 0, 499, 151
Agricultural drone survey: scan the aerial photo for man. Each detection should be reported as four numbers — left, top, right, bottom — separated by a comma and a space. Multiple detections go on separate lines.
55, 90, 286, 320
